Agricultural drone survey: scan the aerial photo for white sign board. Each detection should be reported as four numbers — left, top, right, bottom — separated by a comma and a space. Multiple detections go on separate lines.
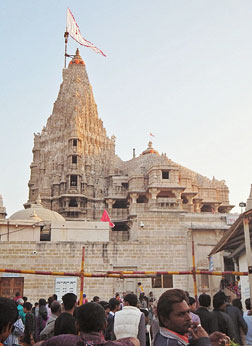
55, 277, 77, 302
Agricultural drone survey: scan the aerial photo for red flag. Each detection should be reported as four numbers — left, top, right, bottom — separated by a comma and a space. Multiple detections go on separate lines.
100, 210, 115, 228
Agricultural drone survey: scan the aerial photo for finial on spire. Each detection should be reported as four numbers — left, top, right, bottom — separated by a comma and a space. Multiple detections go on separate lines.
36, 194, 42, 205
68, 49, 85, 66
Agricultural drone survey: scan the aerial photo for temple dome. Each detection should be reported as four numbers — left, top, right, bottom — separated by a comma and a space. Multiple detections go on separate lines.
9, 199, 65, 222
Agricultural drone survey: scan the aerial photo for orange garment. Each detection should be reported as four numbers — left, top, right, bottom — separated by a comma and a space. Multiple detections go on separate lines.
165, 328, 189, 344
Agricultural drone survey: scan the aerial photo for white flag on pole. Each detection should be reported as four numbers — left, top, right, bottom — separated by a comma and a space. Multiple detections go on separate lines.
66, 8, 106, 57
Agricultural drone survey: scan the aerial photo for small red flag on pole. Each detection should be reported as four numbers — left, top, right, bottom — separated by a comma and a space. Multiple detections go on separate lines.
100, 210, 115, 228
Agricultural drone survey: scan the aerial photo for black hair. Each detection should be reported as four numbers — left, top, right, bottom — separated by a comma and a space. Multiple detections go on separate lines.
39, 298, 47, 307
77, 302, 106, 332
23, 302, 32, 311
199, 294, 211, 307
124, 293, 138, 307
0, 298, 18, 335
22, 296, 28, 303
62, 293, 77, 310
93, 296, 100, 302
15, 292, 20, 297
53, 294, 58, 300
140, 309, 149, 318
138, 282, 141, 285
188, 297, 196, 306
157, 289, 188, 327
245, 298, 251, 310
99, 301, 109, 310
213, 293, 226, 309
232, 298, 243, 311
109, 298, 120, 311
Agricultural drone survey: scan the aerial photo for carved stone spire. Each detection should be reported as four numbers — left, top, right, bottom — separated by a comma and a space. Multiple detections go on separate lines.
25, 50, 116, 220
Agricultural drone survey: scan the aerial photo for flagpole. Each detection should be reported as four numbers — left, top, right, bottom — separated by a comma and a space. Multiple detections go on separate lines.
64, 31, 69, 68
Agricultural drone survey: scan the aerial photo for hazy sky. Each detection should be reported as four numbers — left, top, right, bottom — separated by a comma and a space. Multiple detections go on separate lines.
1, 0, 252, 216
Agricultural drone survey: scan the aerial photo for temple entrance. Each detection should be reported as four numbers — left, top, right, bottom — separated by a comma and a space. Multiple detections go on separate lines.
0, 277, 24, 299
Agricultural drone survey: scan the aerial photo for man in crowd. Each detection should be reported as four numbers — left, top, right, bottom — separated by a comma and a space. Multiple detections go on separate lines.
212, 292, 234, 341
154, 289, 228, 346
243, 298, 252, 345
114, 293, 146, 346
226, 298, 247, 345
105, 298, 121, 340
34, 302, 139, 346
195, 294, 217, 334
0, 297, 18, 346
40, 301, 61, 340
54, 293, 77, 336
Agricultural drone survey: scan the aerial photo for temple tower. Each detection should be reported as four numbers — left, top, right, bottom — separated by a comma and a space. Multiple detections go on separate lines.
25, 50, 115, 220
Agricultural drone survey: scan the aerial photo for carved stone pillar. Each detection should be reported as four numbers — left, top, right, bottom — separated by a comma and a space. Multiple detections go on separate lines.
106, 199, 115, 210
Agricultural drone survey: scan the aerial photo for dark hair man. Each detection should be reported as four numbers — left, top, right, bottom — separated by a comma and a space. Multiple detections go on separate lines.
34, 302, 139, 346
93, 296, 100, 303
195, 294, 217, 334
40, 301, 61, 340
105, 298, 121, 340
54, 293, 77, 336
0, 297, 18, 345
226, 297, 247, 345
212, 292, 234, 341
114, 293, 146, 346
243, 298, 252, 345
154, 289, 226, 346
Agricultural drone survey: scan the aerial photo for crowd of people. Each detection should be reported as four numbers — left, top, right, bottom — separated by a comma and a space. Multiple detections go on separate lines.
1, 285, 252, 346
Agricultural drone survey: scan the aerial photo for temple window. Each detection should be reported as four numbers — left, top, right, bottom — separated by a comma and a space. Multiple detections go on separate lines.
69, 198, 78, 207
72, 155, 77, 164
162, 171, 169, 179
152, 274, 173, 288
70, 175, 77, 187
73, 139, 77, 147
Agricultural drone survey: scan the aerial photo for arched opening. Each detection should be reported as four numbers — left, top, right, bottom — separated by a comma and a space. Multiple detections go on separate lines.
182, 195, 189, 204
157, 191, 176, 198
69, 198, 78, 207
201, 205, 212, 213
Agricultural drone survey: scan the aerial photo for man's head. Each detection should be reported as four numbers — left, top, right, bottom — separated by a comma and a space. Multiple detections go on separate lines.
138, 282, 141, 286
93, 296, 100, 303
213, 292, 226, 310
62, 293, 77, 311
99, 301, 110, 317
77, 302, 106, 333
124, 293, 138, 307
199, 294, 211, 308
188, 297, 197, 312
15, 292, 20, 298
23, 302, 32, 313
0, 298, 18, 343
245, 298, 251, 311
109, 298, 120, 312
39, 298, 47, 307
51, 301, 61, 315
22, 296, 28, 303
157, 289, 191, 335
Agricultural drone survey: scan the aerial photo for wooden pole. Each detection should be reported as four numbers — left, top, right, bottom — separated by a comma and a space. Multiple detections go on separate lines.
243, 216, 252, 301
79, 247, 85, 305
192, 240, 198, 301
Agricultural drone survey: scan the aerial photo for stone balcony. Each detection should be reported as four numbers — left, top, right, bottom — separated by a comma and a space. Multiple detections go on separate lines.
110, 208, 128, 220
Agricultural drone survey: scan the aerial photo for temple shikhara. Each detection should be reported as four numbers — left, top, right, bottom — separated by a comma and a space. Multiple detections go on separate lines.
25, 49, 233, 223
0, 49, 238, 301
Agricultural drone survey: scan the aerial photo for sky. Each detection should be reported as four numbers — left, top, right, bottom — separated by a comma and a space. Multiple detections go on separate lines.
1, 0, 252, 216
